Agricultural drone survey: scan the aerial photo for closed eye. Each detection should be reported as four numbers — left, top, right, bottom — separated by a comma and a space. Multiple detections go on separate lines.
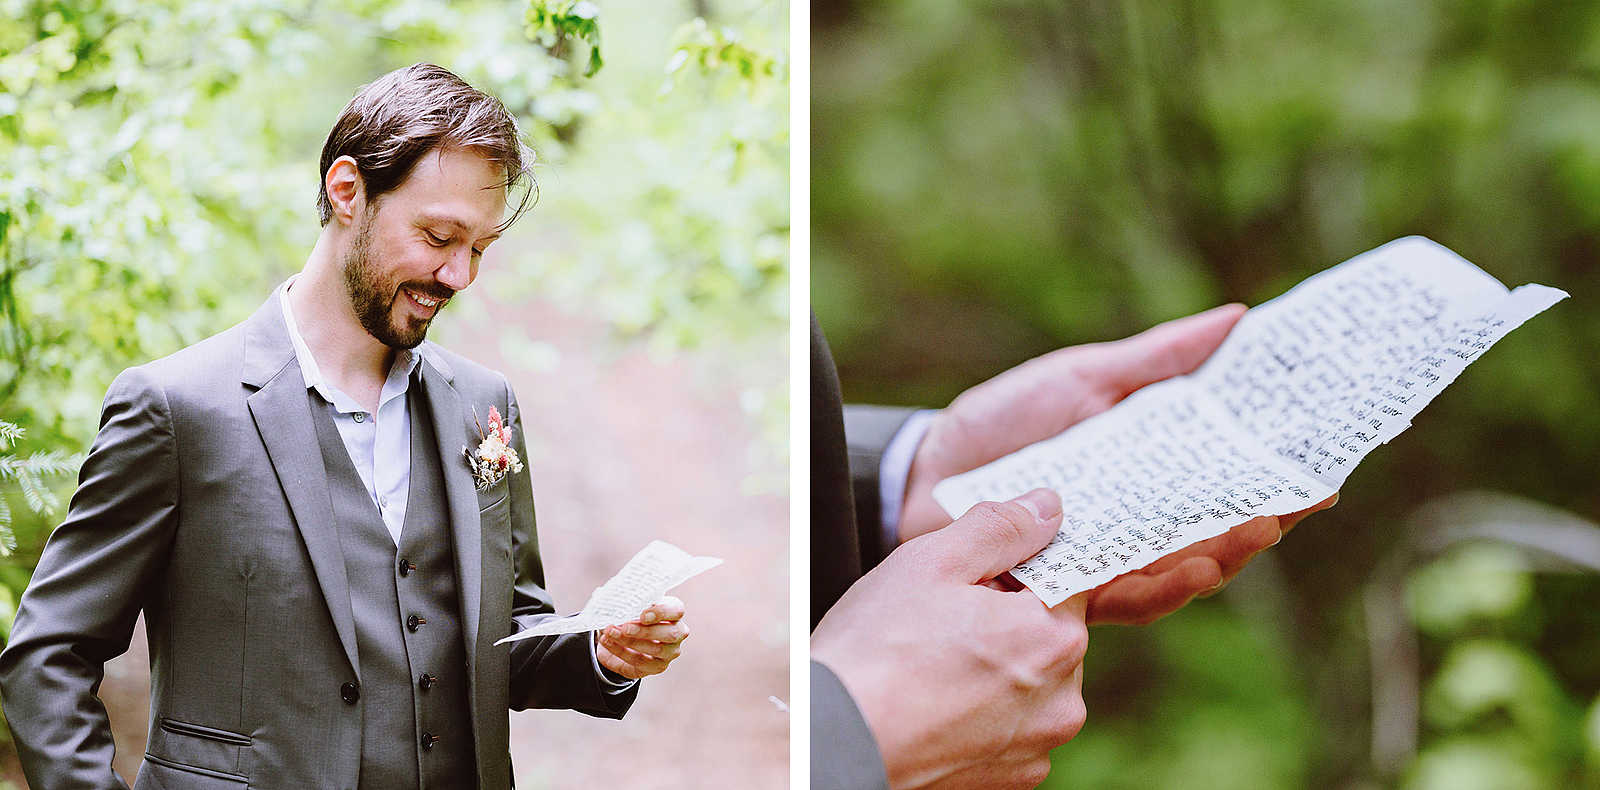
424, 230, 449, 247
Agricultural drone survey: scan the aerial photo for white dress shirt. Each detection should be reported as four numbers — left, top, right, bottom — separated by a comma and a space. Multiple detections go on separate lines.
281, 282, 417, 545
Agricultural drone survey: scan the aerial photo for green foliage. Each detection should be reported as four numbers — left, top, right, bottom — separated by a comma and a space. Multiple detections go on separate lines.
501, 0, 789, 473
0, 0, 788, 501
815, 0, 1600, 785
0, 418, 75, 557
667, 18, 785, 85
526, 0, 603, 78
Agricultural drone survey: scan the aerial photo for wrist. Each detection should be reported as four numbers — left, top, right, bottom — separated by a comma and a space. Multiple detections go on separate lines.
897, 419, 956, 544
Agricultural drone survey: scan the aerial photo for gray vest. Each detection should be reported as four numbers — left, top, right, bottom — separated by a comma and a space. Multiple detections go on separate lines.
311, 383, 478, 789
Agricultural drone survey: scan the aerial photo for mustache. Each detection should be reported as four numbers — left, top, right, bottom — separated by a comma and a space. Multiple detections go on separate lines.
402, 283, 456, 302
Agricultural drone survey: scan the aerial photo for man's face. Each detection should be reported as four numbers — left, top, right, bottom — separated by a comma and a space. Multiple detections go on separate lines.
341, 146, 506, 349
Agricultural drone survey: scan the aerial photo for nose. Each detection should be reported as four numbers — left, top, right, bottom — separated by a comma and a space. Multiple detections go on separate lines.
435, 245, 476, 292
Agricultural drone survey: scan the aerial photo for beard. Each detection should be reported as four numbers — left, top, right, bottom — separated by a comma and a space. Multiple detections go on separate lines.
340, 216, 450, 350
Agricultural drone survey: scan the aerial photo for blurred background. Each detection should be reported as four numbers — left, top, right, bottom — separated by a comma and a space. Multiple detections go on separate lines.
813, 1, 1600, 789
0, 0, 789, 787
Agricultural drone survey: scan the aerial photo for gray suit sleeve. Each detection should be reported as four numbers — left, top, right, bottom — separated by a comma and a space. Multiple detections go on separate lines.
0, 367, 179, 790
841, 404, 919, 572
811, 661, 890, 790
501, 380, 637, 717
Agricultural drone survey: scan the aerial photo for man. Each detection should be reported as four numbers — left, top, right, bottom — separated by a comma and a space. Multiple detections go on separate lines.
0, 63, 688, 790
810, 308, 1337, 790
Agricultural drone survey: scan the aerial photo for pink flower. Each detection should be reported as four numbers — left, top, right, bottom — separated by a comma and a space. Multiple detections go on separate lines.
464, 405, 524, 491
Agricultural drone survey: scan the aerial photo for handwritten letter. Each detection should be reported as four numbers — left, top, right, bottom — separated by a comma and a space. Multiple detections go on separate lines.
495, 540, 721, 643
934, 237, 1568, 606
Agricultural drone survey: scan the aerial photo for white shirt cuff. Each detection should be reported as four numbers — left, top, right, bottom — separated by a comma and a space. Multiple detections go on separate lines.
878, 409, 937, 550
590, 632, 638, 692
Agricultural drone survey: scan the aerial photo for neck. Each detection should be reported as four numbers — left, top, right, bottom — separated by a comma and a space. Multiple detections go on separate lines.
290, 231, 396, 406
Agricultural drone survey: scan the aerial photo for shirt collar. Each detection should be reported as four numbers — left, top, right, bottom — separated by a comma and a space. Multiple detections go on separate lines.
279, 275, 421, 411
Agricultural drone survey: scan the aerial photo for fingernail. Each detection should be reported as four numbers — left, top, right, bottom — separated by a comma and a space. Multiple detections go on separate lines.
642, 612, 657, 624
625, 624, 639, 636
1014, 488, 1062, 521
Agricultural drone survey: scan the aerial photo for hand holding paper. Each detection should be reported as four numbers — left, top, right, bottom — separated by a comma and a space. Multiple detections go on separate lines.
897, 301, 1289, 624
496, 540, 721, 644
931, 237, 1567, 607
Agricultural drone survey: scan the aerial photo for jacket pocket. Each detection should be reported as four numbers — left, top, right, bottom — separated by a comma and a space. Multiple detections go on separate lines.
144, 717, 251, 786
478, 488, 509, 515
160, 718, 252, 746
138, 753, 248, 788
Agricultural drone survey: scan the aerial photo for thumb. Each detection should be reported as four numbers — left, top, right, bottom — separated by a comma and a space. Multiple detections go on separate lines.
920, 488, 1063, 584
1073, 303, 1246, 397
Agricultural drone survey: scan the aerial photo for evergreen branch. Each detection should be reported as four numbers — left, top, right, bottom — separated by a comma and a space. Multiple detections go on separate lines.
0, 419, 21, 450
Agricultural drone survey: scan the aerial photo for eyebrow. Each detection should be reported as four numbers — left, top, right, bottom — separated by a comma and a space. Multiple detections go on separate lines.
420, 214, 501, 243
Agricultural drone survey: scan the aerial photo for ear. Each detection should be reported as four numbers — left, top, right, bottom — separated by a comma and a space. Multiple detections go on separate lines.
324, 156, 366, 227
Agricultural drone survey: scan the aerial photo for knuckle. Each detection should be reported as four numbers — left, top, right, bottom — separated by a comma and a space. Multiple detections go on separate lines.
973, 499, 1034, 527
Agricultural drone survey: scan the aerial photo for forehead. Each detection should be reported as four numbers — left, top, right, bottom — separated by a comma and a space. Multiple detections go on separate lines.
381, 146, 507, 235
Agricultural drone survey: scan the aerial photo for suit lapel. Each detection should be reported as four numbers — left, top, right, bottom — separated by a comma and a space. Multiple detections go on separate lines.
417, 354, 484, 691
241, 289, 361, 679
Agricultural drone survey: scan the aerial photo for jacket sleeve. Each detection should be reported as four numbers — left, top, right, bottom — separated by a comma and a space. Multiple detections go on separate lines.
500, 378, 637, 718
811, 661, 891, 790
0, 366, 180, 790
811, 313, 920, 627
841, 404, 919, 571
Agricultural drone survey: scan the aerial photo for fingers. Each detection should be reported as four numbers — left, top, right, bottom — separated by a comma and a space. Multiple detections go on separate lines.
1071, 303, 1247, 398
920, 489, 1063, 584
1086, 556, 1220, 626
1083, 495, 1343, 626
598, 596, 690, 680
597, 628, 684, 679
605, 620, 689, 644
634, 595, 684, 625
1137, 515, 1281, 579
1278, 492, 1339, 533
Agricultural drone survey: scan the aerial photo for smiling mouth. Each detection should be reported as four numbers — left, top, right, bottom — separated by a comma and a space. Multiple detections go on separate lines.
403, 289, 450, 311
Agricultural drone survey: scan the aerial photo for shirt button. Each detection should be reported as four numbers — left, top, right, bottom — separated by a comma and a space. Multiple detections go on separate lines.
340, 682, 360, 704
407, 614, 426, 632
379, 496, 388, 508
353, 412, 365, 423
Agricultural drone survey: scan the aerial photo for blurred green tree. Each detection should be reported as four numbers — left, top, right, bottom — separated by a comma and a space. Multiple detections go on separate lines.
813, 0, 1600, 787
0, 0, 787, 619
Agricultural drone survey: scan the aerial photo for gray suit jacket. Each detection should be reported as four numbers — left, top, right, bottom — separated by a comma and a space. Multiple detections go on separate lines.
0, 290, 635, 790
810, 315, 917, 790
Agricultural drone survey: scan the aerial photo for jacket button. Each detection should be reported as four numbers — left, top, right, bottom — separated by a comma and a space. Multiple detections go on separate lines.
407, 614, 426, 632
421, 732, 438, 749
419, 673, 437, 690
340, 683, 360, 704
398, 557, 416, 577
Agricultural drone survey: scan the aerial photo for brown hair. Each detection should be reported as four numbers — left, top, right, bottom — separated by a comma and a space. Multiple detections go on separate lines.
316, 63, 534, 228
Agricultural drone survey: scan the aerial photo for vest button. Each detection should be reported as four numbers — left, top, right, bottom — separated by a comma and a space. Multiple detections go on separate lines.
407, 614, 426, 632
421, 732, 438, 749
398, 557, 416, 577
340, 682, 360, 704
419, 673, 437, 690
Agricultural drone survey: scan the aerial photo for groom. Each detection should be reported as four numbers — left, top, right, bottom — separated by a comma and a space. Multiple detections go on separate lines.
0, 64, 688, 790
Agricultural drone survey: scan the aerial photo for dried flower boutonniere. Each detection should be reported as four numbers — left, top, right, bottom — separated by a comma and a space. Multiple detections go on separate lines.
464, 406, 523, 490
